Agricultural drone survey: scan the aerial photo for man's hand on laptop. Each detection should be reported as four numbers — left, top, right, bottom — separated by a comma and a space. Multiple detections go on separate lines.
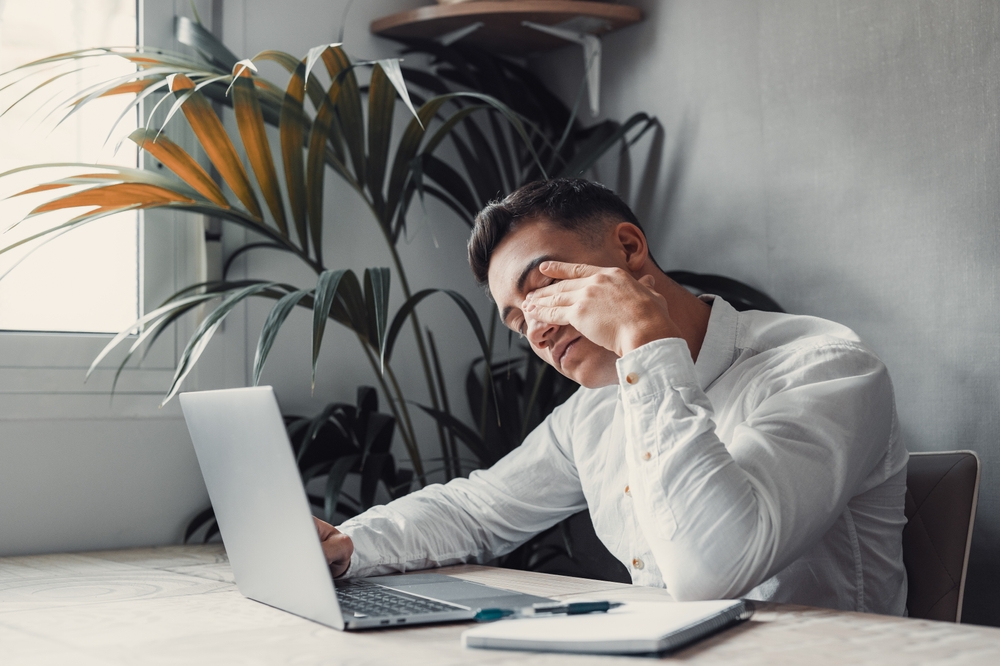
313, 516, 353, 577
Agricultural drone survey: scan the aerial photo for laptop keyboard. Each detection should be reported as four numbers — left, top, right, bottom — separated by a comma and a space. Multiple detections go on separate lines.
335, 579, 466, 618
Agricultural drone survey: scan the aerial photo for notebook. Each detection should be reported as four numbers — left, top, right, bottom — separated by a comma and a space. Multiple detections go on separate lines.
461, 599, 752, 655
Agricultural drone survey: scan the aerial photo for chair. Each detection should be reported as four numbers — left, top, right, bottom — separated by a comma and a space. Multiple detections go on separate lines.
903, 451, 981, 622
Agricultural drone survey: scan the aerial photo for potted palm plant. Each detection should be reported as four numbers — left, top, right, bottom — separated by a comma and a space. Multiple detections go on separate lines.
0, 14, 656, 515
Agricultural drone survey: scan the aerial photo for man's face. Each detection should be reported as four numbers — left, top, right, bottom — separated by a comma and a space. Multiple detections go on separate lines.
487, 217, 623, 388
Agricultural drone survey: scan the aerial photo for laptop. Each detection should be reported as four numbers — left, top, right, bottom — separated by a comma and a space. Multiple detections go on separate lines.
179, 386, 554, 630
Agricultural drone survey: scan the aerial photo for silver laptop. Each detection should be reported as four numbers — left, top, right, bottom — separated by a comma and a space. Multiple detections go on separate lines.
179, 386, 554, 630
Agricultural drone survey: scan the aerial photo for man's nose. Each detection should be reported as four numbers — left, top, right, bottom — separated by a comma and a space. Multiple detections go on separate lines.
525, 311, 557, 349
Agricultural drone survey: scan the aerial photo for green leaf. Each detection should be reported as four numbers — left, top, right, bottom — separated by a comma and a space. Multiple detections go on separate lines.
325, 454, 359, 522
386, 100, 484, 226
109, 297, 208, 396
449, 91, 548, 180
418, 154, 478, 217
129, 128, 228, 207
357, 385, 379, 417
223, 242, 293, 278
175, 15, 239, 70
415, 404, 493, 466
362, 412, 395, 459
381, 289, 490, 376
305, 43, 338, 88
557, 112, 656, 178
231, 61, 288, 236
300, 461, 334, 486
459, 114, 505, 203
427, 329, 458, 480
297, 402, 345, 463
166, 73, 263, 219
375, 59, 422, 127
253, 289, 311, 386
410, 184, 475, 234
162, 282, 282, 404
366, 63, 396, 217
278, 58, 309, 253
305, 64, 351, 265
359, 453, 390, 510
364, 267, 391, 359
87, 292, 220, 380
322, 47, 365, 189
487, 110, 516, 194
310, 269, 366, 389
253, 49, 326, 109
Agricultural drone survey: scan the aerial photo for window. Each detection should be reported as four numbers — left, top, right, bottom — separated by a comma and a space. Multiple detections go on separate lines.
0, 0, 140, 333
0, 1, 238, 416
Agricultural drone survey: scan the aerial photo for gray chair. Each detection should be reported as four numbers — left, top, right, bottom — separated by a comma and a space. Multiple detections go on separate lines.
903, 451, 981, 622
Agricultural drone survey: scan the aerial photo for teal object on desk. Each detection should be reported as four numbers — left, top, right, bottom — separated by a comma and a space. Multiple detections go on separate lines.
474, 601, 623, 622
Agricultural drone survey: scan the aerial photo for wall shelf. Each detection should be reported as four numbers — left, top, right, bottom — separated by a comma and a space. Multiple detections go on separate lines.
370, 1, 642, 56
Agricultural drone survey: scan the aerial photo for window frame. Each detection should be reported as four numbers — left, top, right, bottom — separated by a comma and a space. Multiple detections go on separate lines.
0, 0, 243, 419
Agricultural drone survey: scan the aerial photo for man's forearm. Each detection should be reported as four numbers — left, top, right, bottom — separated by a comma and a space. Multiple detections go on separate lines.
338, 419, 588, 577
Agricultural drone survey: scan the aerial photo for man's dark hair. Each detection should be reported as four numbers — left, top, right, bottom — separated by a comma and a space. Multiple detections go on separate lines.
467, 178, 642, 289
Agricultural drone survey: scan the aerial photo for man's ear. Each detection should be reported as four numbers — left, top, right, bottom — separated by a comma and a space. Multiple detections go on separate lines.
616, 223, 649, 272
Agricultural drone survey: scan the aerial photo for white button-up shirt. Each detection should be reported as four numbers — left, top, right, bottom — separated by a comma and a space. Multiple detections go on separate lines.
340, 297, 909, 614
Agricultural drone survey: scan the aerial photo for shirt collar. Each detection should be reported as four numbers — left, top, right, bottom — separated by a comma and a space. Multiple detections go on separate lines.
693, 295, 740, 391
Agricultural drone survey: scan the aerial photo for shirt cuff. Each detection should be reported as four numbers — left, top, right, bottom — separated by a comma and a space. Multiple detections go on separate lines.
616, 337, 698, 398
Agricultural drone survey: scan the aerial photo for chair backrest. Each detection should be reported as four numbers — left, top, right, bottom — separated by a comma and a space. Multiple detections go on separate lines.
903, 451, 980, 622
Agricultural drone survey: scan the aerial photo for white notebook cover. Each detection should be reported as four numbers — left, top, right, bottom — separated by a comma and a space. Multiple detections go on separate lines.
462, 600, 749, 655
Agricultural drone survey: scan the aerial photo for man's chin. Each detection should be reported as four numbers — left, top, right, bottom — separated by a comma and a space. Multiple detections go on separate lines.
575, 375, 619, 389
561, 360, 619, 389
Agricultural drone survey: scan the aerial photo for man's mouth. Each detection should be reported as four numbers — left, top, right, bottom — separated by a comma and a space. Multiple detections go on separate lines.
555, 336, 581, 370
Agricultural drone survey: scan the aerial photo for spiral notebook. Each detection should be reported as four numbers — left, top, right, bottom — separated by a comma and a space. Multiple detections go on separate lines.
462, 599, 752, 655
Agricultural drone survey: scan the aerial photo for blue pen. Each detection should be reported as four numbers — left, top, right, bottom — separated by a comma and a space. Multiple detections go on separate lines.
474, 600, 624, 622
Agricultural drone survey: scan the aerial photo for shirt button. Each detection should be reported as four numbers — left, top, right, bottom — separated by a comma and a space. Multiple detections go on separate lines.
624, 485, 631, 497
632, 557, 644, 570
625, 372, 639, 385
642, 451, 652, 461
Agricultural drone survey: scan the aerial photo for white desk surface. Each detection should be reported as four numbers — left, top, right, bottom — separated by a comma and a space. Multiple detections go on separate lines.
1, 544, 998, 665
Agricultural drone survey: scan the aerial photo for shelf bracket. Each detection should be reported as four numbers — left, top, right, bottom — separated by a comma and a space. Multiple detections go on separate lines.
522, 20, 602, 116
436, 21, 484, 46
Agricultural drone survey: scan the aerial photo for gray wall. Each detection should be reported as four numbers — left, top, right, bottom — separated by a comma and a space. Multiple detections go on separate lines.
535, 0, 999, 625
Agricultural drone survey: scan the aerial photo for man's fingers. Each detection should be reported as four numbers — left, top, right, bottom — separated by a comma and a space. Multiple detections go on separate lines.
539, 260, 599, 280
526, 278, 585, 305
528, 304, 572, 326
638, 275, 655, 288
526, 290, 576, 310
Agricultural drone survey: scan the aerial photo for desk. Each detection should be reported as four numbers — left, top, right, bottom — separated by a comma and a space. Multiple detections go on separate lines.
1, 544, 998, 665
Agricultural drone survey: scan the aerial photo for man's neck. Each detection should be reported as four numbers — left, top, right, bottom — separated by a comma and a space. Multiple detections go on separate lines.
651, 272, 712, 363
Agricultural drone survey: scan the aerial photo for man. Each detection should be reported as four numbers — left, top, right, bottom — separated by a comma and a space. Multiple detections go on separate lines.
314, 178, 908, 614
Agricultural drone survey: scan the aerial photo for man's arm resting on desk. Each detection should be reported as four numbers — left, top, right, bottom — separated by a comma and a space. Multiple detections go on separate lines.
314, 401, 589, 579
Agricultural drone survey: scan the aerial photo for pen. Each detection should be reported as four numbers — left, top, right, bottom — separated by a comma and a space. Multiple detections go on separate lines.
474, 601, 624, 622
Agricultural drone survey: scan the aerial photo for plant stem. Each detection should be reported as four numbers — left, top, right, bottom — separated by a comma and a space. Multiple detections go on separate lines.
382, 230, 450, 476
426, 329, 458, 480
382, 362, 424, 483
479, 309, 498, 439
356, 336, 423, 481
521, 359, 548, 444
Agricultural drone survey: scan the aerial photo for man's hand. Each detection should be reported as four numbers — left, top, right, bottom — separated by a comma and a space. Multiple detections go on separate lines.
313, 516, 354, 578
524, 261, 682, 357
